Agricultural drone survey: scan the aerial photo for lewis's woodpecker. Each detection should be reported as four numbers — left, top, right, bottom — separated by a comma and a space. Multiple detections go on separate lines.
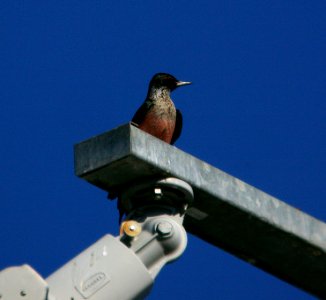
132, 73, 191, 144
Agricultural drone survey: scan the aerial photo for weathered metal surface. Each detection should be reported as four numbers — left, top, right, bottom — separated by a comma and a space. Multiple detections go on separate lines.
74, 123, 326, 298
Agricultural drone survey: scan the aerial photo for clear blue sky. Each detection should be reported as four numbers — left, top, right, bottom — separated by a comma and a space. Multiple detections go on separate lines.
1, 1, 325, 299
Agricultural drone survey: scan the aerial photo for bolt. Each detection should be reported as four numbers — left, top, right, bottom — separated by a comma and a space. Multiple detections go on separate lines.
156, 222, 173, 237
121, 220, 142, 237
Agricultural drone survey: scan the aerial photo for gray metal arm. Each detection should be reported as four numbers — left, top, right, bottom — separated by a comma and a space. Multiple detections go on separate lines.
46, 177, 191, 300
0, 178, 191, 300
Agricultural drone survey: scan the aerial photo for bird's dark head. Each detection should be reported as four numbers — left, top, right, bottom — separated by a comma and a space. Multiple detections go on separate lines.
149, 73, 191, 92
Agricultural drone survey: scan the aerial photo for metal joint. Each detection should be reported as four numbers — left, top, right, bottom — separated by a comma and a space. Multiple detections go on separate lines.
120, 177, 194, 219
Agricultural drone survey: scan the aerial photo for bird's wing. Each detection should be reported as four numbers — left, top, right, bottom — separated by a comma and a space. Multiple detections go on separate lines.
131, 100, 153, 125
171, 109, 183, 145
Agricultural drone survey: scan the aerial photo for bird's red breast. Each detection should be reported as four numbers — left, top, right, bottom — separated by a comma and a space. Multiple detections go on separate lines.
138, 110, 176, 144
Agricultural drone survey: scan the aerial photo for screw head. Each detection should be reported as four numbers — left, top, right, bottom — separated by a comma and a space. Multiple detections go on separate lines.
120, 220, 142, 237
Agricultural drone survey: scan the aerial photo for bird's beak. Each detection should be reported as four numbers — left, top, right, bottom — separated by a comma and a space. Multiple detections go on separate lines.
176, 81, 192, 87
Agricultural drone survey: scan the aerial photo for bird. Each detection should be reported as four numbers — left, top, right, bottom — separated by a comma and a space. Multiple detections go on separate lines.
131, 73, 191, 145
112, 73, 191, 224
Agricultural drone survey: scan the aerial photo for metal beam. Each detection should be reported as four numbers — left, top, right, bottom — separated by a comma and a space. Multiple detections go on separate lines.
74, 123, 326, 298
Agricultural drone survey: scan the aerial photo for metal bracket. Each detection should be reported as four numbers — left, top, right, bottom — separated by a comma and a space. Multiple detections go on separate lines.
44, 178, 193, 300
119, 177, 193, 278
120, 177, 194, 220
